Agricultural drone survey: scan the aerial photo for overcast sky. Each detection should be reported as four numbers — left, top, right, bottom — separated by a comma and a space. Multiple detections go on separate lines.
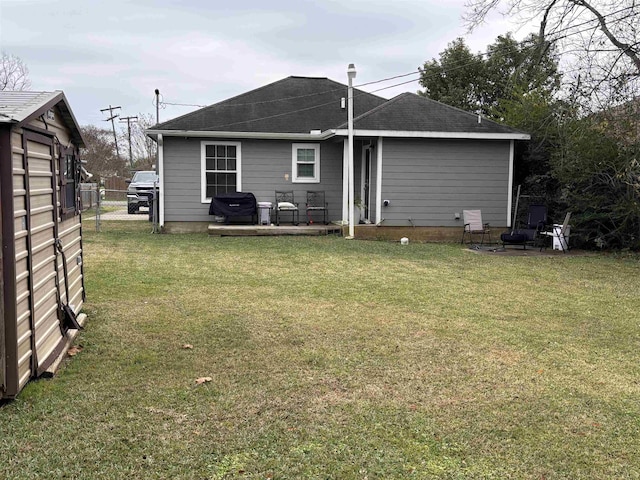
0, 0, 534, 129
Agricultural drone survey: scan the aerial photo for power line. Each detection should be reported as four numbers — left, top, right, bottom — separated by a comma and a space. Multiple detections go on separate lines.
159, 71, 423, 112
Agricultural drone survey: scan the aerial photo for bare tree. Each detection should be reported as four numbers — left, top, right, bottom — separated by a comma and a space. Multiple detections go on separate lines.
464, 1, 640, 109
80, 125, 127, 179
121, 113, 157, 170
0, 51, 31, 91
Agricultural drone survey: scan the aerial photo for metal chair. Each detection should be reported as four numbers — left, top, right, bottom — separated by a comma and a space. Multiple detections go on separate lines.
504, 204, 548, 249
305, 191, 328, 225
275, 191, 299, 225
461, 210, 491, 245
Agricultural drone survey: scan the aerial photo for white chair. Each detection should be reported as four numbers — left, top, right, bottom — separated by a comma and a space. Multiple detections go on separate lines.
540, 212, 571, 252
461, 210, 491, 245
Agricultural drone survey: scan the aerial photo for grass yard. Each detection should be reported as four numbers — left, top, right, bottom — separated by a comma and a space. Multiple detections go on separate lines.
2, 222, 639, 479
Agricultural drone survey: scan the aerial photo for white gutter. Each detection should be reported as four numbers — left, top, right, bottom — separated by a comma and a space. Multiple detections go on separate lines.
146, 129, 531, 142
158, 133, 164, 228
331, 129, 531, 140
146, 129, 333, 141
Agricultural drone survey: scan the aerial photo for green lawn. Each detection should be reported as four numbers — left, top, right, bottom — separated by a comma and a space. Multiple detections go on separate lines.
2, 222, 639, 479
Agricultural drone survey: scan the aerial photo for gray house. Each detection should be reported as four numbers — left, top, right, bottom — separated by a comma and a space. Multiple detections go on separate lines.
147, 76, 529, 238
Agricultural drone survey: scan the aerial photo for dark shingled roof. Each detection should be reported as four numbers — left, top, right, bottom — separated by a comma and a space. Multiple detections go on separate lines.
155, 76, 386, 133
346, 93, 525, 134
154, 76, 526, 136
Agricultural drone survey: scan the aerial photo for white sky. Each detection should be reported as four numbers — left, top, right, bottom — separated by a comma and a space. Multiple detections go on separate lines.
0, 0, 536, 128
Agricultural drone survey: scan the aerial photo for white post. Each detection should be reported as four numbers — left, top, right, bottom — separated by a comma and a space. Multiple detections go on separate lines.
158, 134, 164, 228
375, 136, 383, 225
347, 63, 357, 239
342, 139, 349, 223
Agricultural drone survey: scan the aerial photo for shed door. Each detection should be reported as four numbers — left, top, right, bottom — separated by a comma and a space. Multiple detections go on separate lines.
21, 130, 65, 380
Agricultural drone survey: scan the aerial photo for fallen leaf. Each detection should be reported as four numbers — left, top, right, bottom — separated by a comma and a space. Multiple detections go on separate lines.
67, 345, 83, 357
182, 344, 194, 349
195, 377, 212, 385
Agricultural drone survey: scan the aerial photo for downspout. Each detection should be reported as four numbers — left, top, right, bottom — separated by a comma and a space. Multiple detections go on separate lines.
375, 137, 383, 225
507, 140, 514, 227
158, 134, 164, 228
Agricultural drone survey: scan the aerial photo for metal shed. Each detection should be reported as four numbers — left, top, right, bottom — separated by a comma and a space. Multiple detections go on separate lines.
1, 90, 87, 399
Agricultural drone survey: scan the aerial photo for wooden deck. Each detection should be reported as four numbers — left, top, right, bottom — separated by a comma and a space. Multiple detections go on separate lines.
208, 223, 343, 237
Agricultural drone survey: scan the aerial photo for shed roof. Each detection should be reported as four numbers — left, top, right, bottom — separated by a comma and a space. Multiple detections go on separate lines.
0, 90, 85, 147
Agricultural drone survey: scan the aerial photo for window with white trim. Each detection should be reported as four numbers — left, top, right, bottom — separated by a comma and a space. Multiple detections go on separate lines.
201, 141, 241, 202
292, 143, 320, 183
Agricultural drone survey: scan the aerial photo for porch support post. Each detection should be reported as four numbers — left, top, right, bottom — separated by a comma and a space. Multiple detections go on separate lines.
158, 134, 164, 228
375, 136, 383, 225
507, 139, 514, 227
346, 63, 356, 239
342, 139, 349, 224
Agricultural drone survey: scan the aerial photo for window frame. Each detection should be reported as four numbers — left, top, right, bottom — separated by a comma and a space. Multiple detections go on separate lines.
291, 143, 320, 183
201, 141, 242, 203
59, 145, 80, 219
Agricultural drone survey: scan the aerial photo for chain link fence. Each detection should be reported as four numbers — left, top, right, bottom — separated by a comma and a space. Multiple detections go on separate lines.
80, 183, 159, 232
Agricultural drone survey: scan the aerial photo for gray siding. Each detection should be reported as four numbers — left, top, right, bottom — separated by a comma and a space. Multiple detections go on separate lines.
163, 138, 344, 223
379, 138, 510, 227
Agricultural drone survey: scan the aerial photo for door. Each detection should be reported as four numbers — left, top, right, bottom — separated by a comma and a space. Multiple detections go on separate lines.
361, 146, 372, 222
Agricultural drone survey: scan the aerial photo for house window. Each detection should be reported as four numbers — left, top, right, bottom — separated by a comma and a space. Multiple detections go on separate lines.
292, 143, 320, 183
201, 141, 242, 202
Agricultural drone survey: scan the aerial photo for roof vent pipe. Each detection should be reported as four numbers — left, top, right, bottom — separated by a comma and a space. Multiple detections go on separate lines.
478, 114, 482, 124
341, 97, 346, 109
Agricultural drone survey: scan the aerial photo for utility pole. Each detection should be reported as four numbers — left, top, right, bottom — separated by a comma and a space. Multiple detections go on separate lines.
119, 115, 138, 168
100, 105, 122, 167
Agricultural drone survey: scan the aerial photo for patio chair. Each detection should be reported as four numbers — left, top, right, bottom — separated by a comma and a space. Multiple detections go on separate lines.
275, 190, 299, 225
539, 212, 572, 252
461, 210, 491, 245
305, 190, 328, 225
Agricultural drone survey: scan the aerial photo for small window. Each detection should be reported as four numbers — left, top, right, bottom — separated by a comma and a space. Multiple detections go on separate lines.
60, 147, 79, 217
64, 154, 75, 209
292, 143, 320, 183
201, 141, 241, 202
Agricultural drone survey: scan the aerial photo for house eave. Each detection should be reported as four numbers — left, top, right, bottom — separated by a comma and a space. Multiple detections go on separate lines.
145, 128, 531, 142
331, 129, 531, 140
146, 129, 336, 141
